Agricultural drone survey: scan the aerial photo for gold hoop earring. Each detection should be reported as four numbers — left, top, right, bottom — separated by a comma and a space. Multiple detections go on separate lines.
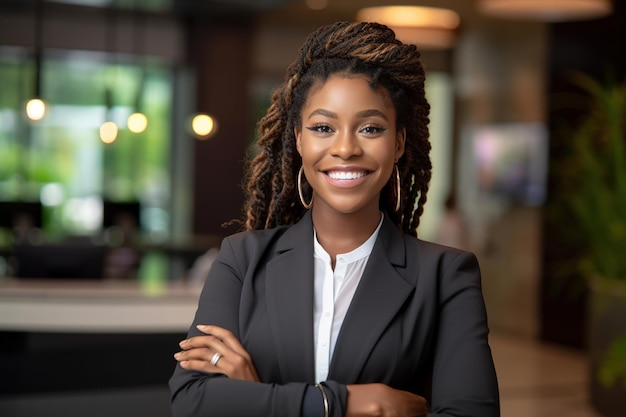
393, 163, 401, 212
298, 166, 313, 209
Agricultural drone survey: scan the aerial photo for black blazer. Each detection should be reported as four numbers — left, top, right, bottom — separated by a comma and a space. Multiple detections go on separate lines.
169, 211, 499, 417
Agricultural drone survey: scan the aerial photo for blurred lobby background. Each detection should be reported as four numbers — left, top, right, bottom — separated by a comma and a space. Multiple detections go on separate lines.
0, 0, 624, 416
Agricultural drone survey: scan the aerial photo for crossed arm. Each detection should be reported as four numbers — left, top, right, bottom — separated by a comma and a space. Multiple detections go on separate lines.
173, 324, 429, 417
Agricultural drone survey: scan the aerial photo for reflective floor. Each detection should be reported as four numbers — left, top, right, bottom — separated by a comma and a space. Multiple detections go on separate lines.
491, 332, 603, 417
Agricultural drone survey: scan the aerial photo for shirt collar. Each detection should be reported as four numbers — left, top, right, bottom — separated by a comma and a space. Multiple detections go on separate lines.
313, 212, 384, 263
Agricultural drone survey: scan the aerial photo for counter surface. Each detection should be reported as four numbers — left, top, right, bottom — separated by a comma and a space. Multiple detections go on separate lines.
0, 278, 201, 333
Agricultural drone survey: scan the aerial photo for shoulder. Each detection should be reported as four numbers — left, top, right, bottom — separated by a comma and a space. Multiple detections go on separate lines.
205, 226, 291, 283
378, 215, 478, 278
222, 211, 313, 255
400, 233, 480, 284
410, 236, 473, 263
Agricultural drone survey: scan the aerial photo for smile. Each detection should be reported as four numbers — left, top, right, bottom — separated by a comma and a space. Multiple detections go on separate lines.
326, 171, 368, 180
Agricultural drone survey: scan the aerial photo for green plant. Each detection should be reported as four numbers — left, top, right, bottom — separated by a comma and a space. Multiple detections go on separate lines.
598, 335, 626, 388
558, 73, 626, 284
557, 74, 626, 389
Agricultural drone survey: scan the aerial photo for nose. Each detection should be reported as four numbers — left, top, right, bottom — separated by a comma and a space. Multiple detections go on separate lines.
329, 130, 362, 159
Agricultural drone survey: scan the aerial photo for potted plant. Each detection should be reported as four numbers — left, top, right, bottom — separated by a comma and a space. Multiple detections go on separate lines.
551, 72, 626, 416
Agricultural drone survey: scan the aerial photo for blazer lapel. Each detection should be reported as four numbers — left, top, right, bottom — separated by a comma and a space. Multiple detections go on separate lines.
265, 211, 316, 383
328, 217, 413, 382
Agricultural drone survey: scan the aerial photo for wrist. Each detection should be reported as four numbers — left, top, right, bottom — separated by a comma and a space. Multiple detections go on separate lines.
316, 383, 329, 417
301, 385, 324, 417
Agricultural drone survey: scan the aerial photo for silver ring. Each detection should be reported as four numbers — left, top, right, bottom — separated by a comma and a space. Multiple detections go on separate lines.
210, 352, 222, 366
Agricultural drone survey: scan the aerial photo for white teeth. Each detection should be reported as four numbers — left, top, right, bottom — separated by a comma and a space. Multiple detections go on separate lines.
327, 171, 366, 180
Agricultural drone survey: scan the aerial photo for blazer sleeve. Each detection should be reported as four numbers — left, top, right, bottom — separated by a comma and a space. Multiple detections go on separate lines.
428, 250, 500, 417
168, 235, 346, 417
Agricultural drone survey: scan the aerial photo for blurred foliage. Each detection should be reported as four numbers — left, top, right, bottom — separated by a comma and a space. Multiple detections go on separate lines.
550, 73, 626, 283
0, 49, 171, 235
598, 335, 626, 388
551, 73, 626, 390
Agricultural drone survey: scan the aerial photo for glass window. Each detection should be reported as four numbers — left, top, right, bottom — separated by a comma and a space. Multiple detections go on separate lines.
0, 47, 172, 242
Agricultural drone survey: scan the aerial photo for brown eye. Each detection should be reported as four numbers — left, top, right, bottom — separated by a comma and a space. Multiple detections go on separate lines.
360, 125, 386, 135
306, 124, 334, 134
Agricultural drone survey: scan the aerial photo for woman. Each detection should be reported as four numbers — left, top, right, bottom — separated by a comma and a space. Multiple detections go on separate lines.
170, 21, 499, 417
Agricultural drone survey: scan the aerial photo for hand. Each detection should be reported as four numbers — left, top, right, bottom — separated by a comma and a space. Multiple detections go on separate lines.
174, 325, 260, 382
346, 383, 429, 417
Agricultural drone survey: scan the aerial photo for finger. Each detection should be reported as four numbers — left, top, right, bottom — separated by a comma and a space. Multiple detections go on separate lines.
175, 346, 230, 369
196, 325, 234, 341
179, 334, 224, 351
176, 347, 260, 382
178, 357, 224, 374
178, 335, 241, 373
178, 321, 229, 347
175, 346, 228, 372
174, 346, 213, 362
196, 325, 251, 358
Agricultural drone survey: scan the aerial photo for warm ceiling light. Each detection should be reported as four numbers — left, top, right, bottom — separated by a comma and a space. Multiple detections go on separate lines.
477, 0, 612, 22
192, 114, 217, 139
100, 121, 119, 144
306, 0, 328, 11
356, 6, 461, 50
127, 112, 148, 133
25, 98, 46, 121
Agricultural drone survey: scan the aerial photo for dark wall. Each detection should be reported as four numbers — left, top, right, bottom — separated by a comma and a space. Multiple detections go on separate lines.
188, 19, 254, 238
542, 2, 626, 348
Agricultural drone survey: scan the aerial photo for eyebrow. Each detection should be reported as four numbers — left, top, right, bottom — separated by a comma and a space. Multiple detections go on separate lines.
306, 108, 389, 121
356, 109, 388, 120
307, 109, 337, 120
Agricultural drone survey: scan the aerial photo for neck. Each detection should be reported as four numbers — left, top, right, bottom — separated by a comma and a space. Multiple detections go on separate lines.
311, 206, 381, 263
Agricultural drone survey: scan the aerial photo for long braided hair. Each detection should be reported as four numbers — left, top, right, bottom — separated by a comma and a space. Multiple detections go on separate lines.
241, 21, 431, 237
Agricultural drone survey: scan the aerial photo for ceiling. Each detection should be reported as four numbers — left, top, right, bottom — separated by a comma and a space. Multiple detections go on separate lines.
0, 0, 295, 15
259, 1, 478, 27
0, 0, 477, 22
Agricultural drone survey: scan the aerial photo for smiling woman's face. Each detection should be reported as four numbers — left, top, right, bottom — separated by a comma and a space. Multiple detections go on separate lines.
295, 74, 405, 217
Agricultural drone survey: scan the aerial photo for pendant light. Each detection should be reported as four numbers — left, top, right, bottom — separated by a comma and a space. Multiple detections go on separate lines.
191, 113, 218, 140
25, 0, 46, 121
477, 0, 613, 22
100, 88, 118, 144
127, 4, 148, 134
355, 6, 461, 50
100, 4, 119, 144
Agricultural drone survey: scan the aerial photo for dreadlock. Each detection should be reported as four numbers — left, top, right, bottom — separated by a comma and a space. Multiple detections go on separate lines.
241, 21, 431, 237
